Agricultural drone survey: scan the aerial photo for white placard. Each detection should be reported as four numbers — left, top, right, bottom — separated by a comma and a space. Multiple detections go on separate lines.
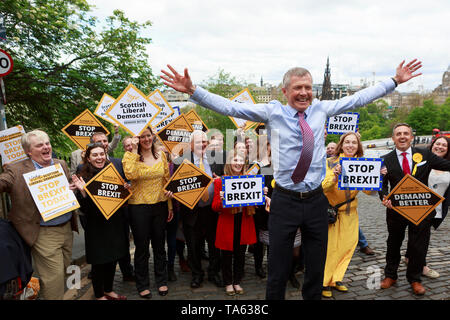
155, 106, 181, 133
94, 93, 117, 124
327, 112, 359, 135
229, 89, 257, 129
148, 89, 175, 128
0, 125, 28, 165
23, 164, 80, 222
338, 157, 383, 191
222, 175, 265, 208
105, 83, 162, 136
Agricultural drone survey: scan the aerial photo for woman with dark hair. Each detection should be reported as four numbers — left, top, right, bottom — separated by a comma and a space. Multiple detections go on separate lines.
212, 150, 257, 296
404, 136, 450, 278
122, 127, 173, 299
321, 132, 385, 298
71, 143, 128, 300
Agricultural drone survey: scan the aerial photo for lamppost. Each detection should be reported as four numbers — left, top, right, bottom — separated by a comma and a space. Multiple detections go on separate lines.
412, 129, 417, 147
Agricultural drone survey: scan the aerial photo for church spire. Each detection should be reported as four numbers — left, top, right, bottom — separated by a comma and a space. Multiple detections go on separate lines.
321, 57, 332, 100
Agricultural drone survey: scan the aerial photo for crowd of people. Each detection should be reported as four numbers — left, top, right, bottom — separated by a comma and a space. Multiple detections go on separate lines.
1, 58, 450, 301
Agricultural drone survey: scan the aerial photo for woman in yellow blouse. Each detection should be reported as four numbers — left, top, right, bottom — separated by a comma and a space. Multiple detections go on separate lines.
321, 132, 384, 298
122, 126, 173, 299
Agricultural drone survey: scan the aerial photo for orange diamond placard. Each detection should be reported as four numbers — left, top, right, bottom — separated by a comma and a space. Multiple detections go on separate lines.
163, 160, 213, 210
156, 114, 194, 156
62, 109, 110, 150
184, 109, 208, 132
83, 163, 132, 220
386, 174, 444, 226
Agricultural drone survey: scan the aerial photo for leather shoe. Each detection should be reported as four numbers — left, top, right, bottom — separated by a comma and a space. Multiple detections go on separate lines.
380, 277, 396, 289
411, 282, 426, 295
360, 246, 375, 255
208, 274, 224, 288
322, 286, 332, 298
139, 290, 152, 299
255, 267, 266, 279
158, 288, 169, 296
190, 279, 202, 288
334, 281, 348, 292
105, 294, 127, 300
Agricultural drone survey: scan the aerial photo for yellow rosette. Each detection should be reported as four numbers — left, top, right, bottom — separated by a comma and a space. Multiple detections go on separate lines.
411, 153, 423, 176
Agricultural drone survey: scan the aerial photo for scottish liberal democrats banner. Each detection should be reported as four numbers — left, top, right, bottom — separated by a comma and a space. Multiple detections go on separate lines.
338, 157, 383, 191
222, 175, 265, 208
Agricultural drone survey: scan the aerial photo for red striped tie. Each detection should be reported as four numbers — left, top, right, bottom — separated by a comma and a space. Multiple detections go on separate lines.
291, 112, 315, 184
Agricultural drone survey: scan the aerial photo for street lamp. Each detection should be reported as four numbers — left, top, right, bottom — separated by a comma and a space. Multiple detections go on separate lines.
412, 129, 417, 147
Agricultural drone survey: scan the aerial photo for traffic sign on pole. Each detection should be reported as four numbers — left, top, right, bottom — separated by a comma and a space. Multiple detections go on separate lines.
0, 49, 13, 77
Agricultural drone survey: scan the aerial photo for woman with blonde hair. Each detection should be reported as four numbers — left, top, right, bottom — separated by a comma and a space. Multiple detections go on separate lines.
212, 150, 257, 296
321, 132, 385, 298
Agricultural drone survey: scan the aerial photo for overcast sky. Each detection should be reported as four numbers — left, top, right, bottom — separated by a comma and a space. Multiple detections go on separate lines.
88, 0, 449, 93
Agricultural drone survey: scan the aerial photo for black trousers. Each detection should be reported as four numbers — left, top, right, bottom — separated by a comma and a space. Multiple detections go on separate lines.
385, 211, 432, 283
265, 189, 329, 300
91, 262, 116, 298
183, 206, 220, 281
221, 212, 247, 285
129, 202, 168, 292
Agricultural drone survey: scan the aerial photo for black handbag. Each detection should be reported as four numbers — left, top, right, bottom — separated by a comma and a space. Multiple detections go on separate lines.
328, 197, 356, 224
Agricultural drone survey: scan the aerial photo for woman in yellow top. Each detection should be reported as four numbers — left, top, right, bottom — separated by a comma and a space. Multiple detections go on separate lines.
321, 132, 384, 298
122, 126, 173, 299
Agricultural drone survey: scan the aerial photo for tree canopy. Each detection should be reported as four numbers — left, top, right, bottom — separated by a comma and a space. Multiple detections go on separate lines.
1, 0, 159, 155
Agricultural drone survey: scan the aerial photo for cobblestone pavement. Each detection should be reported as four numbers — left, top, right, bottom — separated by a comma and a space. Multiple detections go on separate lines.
65, 192, 449, 301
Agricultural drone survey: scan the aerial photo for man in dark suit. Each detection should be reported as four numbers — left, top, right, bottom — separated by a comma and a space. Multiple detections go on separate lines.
380, 123, 450, 295
0, 130, 78, 300
172, 130, 224, 288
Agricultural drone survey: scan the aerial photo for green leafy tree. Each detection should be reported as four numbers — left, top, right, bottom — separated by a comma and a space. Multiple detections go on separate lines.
1, 0, 159, 155
406, 99, 440, 135
191, 69, 249, 136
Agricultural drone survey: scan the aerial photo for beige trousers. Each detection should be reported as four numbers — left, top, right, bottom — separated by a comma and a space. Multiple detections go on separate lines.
31, 222, 73, 300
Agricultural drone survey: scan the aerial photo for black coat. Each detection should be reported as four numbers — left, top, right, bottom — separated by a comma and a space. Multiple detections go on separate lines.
76, 164, 128, 265
0, 219, 32, 295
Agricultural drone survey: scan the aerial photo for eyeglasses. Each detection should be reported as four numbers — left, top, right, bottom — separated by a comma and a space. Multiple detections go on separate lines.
85, 142, 104, 149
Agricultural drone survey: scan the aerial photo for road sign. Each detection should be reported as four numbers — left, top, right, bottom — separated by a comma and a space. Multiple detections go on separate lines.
0, 49, 13, 77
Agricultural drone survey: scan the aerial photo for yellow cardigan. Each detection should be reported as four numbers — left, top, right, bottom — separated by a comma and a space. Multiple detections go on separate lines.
122, 151, 172, 209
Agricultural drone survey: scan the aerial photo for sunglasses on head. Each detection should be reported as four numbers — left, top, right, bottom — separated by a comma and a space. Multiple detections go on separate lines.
85, 142, 104, 149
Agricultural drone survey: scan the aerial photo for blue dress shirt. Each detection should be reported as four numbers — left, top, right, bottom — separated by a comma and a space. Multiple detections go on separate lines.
190, 79, 395, 192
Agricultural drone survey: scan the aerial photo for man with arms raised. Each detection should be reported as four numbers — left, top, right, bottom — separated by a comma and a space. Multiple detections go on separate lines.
161, 60, 421, 300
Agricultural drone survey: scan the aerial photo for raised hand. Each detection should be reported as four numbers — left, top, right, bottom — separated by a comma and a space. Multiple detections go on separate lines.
394, 59, 422, 84
160, 65, 196, 95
